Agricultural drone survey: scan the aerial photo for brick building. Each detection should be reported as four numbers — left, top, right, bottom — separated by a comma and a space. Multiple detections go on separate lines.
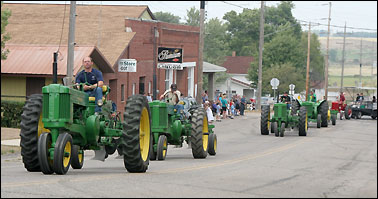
1, 3, 200, 114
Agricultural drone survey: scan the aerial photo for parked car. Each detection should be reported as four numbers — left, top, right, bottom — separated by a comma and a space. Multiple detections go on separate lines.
351, 101, 377, 119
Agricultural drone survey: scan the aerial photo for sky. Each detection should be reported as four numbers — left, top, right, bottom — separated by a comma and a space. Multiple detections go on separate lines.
4, 1, 378, 33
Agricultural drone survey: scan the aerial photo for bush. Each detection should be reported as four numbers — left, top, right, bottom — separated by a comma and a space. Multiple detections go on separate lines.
1, 100, 25, 128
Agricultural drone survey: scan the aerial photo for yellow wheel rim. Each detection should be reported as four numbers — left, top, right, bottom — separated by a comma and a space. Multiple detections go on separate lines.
139, 107, 150, 161
214, 136, 217, 152
327, 110, 331, 121
78, 150, 83, 163
38, 113, 50, 137
63, 141, 71, 168
202, 115, 209, 151
305, 112, 308, 130
163, 139, 167, 157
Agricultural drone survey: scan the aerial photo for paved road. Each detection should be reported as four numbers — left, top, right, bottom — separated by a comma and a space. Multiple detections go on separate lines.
1, 112, 377, 198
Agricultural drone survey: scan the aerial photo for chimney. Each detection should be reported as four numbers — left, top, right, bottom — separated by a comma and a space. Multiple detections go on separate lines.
232, 51, 236, 57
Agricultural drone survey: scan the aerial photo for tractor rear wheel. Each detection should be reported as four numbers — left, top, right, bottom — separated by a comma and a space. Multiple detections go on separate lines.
320, 102, 329, 127
157, 135, 167, 160
279, 123, 285, 137
260, 105, 270, 135
38, 133, 54, 174
20, 94, 44, 172
119, 95, 151, 173
298, 106, 308, 136
331, 114, 336, 125
71, 145, 84, 169
191, 108, 209, 159
345, 105, 352, 119
53, 132, 72, 175
291, 100, 300, 115
356, 111, 362, 119
208, 133, 217, 156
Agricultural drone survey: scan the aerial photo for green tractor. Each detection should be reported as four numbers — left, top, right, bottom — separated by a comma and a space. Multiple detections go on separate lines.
291, 99, 329, 128
20, 83, 152, 175
148, 97, 217, 160
261, 102, 308, 137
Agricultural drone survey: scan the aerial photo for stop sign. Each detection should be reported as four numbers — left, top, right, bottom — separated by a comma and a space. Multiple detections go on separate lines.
270, 78, 279, 88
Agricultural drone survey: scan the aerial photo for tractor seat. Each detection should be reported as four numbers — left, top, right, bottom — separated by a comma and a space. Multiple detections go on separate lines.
88, 85, 108, 102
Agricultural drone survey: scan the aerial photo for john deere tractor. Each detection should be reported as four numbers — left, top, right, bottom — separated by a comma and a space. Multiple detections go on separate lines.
20, 82, 152, 175
291, 99, 329, 128
148, 97, 217, 160
261, 102, 308, 137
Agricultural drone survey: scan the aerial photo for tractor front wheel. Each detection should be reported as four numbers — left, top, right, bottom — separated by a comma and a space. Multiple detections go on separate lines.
298, 106, 308, 136
120, 95, 152, 173
331, 114, 336, 125
71, 145, 84, 169
345, 106, 352, 119
272, 122, 278, 137
208, 133, 217, 156
38, 133, 54, 174
279, 123, 285, 137
157, 135, 167, 160
53, 132, 73, 175
320, 102, 329, 127
317, 114, 321, 128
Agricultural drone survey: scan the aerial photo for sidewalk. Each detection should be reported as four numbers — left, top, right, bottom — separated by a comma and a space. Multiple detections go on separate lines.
1, 127, 21, 146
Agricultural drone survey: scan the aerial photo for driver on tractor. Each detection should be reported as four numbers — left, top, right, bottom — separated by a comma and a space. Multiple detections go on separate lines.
75, 56, 104, 114
338, 91, 345, 108
160, 83, 184, 116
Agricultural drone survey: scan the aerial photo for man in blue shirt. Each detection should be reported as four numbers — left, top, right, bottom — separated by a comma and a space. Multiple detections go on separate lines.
75, 56, 104, 113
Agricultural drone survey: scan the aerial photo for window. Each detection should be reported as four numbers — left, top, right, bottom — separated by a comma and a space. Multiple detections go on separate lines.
121, 84, 125, 101
187, 67, 194, 97
165, 69, 173, 91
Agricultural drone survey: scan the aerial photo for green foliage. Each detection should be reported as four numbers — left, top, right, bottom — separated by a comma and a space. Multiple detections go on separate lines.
1, 100, 25, 128
204, 18, 230, 66
1, 1, 12, 60
262, 63, 306, 96
154, 11, 181, 24
185, 7, 200, 26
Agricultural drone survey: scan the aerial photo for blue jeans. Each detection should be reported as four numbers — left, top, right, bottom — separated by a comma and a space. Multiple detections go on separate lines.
86, 87, 103, 113
174, 104, 184, 119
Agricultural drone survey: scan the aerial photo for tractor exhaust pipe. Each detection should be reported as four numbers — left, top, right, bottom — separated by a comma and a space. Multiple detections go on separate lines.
53, 52, 58, 84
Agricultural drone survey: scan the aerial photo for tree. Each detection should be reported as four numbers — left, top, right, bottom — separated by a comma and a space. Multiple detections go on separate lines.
185, 6, 199, 26
1, 1, 11, 60
204, 18, 230, 66
154, 11, 181, 24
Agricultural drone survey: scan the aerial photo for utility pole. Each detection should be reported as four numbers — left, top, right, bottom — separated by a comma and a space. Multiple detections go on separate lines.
340, 22, 347, 92
257, 1, 265, 110
359, 38, 363, 88
305, 22, 311, 101
196, 1, 205, 104
64, 1, 76, 86
324, 2, 331, 100
336, 23, 352, 93
153, 26, 158, 100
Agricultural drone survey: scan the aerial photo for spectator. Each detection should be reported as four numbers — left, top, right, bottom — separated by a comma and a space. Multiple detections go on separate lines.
372, 96, 376, 103
240, 95, 246, 115
339, 91, 345, 105
360, 93, 364, 102
356, 93, 360, 102
221, 94, 228, 119
146, 92, 153, 102
204, 101, 214, 124
216, 102, 222, 122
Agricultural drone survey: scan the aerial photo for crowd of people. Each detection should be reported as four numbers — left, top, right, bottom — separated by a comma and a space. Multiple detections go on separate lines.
202, 91, 248, 123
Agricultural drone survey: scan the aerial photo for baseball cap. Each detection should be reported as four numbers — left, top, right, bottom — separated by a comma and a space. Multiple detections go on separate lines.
171, 84, 177, 91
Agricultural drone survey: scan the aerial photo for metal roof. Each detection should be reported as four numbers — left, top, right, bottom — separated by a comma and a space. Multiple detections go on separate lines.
203, 61, 227, 73
1, 44, 114, 76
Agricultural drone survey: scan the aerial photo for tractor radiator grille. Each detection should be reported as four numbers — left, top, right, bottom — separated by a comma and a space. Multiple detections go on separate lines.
59, 93, 70, 119
42, 93, 49, 118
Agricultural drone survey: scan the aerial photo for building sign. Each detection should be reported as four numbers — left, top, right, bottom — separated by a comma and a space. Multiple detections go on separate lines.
158, 47, 183, 63
157, 63, 183, 70
118, 59, 137, 72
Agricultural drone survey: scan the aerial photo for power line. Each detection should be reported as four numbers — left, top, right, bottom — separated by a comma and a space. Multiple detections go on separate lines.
219, 1, 377, 32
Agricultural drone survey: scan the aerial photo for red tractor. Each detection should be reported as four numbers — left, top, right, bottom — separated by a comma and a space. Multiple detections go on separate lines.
330, 100, 352, 121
